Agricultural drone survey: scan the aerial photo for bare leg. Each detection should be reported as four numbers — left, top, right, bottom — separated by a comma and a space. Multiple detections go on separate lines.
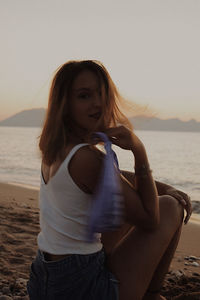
101, 222, 133, 255
143, 224, 182, 300
104, 195, 184, 300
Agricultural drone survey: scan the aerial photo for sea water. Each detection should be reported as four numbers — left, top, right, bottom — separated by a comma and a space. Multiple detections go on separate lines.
0, 126, 199, 202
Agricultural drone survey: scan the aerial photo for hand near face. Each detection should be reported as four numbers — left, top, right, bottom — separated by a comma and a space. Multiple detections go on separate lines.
105, 126, 145, 153
105, 126, 193, 225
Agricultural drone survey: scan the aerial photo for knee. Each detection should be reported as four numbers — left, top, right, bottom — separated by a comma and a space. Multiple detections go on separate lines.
159, 195, 184, 227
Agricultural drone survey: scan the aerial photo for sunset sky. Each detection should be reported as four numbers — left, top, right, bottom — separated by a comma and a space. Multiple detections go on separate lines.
0, 0, 200, 121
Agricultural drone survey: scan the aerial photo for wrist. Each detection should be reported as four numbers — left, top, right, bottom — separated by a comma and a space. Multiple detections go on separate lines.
155, 181, 174, 195
132, 149, 149, 168
135, 163, 152, 178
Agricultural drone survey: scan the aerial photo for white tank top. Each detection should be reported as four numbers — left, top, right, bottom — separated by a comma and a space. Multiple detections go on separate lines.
37, 144, 103, 255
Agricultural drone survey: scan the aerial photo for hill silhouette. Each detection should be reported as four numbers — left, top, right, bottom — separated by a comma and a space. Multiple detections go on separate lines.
130, 116, 200, 132
0, 108, 200, 132
0, 108, 45, 127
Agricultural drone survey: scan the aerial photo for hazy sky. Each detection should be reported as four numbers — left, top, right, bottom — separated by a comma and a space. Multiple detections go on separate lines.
0, 0, 200, 121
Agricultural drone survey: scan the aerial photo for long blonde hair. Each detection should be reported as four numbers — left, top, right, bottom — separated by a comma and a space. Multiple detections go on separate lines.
39, 60, 133, 165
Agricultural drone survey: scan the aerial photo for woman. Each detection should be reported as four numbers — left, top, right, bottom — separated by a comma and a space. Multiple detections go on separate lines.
27, 60, 192, 300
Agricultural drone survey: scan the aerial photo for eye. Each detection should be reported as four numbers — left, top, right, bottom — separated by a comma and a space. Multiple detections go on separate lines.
78, 92, 90, 99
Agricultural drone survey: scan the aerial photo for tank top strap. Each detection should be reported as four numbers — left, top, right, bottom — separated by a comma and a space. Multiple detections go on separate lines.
62, 143, 89, 168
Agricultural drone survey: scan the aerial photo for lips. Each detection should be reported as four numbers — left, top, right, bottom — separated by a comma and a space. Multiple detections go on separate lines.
89, 112, 102, 120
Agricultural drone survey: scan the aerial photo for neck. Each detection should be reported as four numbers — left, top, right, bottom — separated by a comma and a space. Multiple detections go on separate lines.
67, 128, 89, 145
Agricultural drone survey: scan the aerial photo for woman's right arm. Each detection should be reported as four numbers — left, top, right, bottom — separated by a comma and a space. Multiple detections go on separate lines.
68, 127, 159, 231
106, 126, 160, 231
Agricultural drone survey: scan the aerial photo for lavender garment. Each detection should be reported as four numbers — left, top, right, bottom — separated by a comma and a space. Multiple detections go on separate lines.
87, 132, 124, 242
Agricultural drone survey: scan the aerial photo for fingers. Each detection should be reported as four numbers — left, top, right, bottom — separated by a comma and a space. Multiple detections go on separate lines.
184, 209, 192, 225
105, 126, 134, 150
105, 126, 121, 137
183, 195, 192, 225
109, 136, 123, 148
173, 192, 187, 206
105, 126, 129, 140
176, 192, 192, 224
168, 190, 192, 225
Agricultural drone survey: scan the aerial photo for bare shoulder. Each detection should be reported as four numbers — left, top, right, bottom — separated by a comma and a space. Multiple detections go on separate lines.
68, 145, 104, 193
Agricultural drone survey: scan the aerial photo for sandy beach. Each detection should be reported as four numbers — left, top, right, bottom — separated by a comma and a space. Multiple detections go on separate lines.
0, 182, 200, 299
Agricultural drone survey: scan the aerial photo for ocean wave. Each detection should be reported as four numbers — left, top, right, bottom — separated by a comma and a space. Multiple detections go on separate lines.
192, 201, 200, 214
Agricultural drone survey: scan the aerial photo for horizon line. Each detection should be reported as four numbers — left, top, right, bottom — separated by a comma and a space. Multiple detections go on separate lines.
0, 107, 200, 123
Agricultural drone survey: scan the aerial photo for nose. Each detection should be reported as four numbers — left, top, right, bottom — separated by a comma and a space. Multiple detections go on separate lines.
93, 91, 101, 107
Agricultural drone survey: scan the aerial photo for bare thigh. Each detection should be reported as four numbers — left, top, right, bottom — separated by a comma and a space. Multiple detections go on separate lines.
105, 195, 184, 300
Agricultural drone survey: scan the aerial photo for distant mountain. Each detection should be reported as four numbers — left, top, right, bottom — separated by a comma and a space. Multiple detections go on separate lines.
0, 108, 200, 132
0, 108, 46, 127
130, 116, 200, 132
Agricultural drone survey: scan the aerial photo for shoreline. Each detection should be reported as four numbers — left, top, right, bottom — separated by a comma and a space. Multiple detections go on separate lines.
2, 181, 40, 191
1, 181, 200, 222
0, 181, 199, 254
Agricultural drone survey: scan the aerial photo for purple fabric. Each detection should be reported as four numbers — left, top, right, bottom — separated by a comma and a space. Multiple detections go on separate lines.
87, 132, 124, 242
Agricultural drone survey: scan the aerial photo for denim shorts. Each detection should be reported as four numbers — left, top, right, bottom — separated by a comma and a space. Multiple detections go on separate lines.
27, 247, 119, 300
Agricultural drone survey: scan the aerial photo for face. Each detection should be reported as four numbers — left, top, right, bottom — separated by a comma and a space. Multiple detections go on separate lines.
69, 69, 105, 136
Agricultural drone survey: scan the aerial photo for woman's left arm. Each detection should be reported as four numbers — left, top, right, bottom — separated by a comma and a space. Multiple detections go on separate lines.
121, 170, 192, 224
